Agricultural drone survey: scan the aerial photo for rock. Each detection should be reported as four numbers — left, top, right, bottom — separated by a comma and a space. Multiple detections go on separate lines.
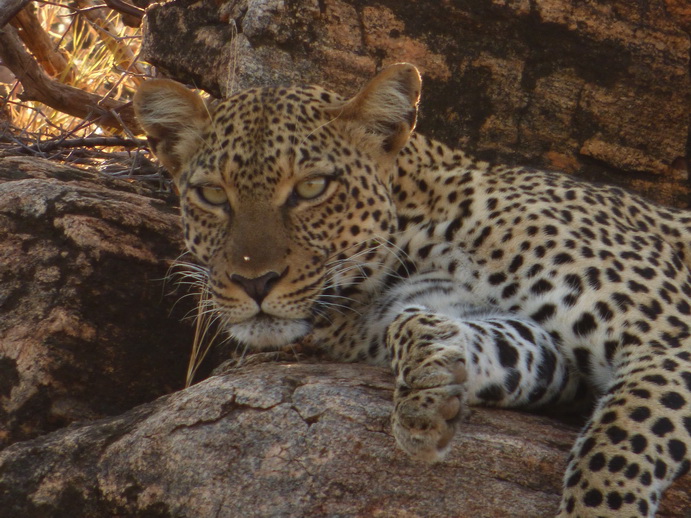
0, 361, 689, 517
0, 157, 194, 447
140, 0, 690, 208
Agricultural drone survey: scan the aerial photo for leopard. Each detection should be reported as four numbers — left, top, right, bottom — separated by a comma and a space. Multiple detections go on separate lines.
133, 63, 691, 517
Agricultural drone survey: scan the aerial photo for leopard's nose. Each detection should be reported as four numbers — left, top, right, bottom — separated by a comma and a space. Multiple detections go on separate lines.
230, 270, 281, 304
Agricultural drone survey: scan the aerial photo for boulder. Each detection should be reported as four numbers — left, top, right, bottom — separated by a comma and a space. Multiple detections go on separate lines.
0, 157, 194, 447
0, 361, 689, 517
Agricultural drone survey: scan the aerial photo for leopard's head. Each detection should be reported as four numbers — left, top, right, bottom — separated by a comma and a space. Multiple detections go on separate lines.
134, 64, 421, 349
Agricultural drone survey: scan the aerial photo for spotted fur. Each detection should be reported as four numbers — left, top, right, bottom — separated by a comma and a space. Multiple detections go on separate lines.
134, 64, 691, 517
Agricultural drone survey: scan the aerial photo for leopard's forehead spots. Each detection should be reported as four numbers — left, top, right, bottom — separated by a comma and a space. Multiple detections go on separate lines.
194, 85, 344, 200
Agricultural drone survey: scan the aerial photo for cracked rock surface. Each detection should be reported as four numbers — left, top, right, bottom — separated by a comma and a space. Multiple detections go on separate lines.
0, 157, 193, 448
0, 362, 565, 517
1, 361, 690, 517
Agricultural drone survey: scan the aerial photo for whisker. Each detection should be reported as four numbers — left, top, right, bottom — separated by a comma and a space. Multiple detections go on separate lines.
298, 105, 345, 147
185, 287, 229, 387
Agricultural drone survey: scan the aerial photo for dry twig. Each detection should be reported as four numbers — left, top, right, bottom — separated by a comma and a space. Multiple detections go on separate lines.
3, 135, 146, 155
104, 0, 145, 26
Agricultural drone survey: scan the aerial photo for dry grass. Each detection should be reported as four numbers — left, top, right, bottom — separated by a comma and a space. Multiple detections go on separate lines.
2, 2, 144, 141
0, 2, 170, 184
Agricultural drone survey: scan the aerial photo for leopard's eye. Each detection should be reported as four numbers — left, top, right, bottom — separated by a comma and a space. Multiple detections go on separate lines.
294, 176, 329, 200
195, 185, 227, 206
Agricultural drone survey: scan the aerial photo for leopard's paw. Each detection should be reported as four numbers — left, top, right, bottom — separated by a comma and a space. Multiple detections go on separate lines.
392, 360, 469, 462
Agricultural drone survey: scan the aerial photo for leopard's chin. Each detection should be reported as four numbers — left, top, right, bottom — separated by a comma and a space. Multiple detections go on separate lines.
225, 313, 312, 350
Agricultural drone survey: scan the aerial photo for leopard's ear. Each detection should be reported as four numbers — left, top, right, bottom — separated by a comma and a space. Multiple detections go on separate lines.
133, 79, 209, 181
334, 63, 421, 160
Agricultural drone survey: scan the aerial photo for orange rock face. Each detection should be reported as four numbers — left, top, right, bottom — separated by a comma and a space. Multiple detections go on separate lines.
142, 0, 690, 208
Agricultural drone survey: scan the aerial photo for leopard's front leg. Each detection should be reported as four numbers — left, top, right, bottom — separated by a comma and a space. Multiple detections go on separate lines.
557, 353, 691, 518
387, 306, 579, 462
